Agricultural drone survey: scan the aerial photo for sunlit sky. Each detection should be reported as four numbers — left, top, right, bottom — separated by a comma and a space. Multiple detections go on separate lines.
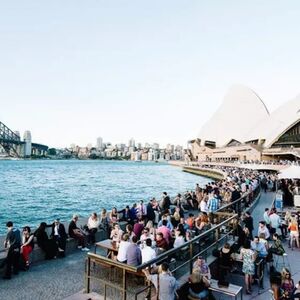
1, 1, 300, 148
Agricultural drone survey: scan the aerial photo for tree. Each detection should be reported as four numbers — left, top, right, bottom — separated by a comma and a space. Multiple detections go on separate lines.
48, 148, 57, 156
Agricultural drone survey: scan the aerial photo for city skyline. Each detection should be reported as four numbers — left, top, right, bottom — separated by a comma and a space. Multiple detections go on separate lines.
1, 1, 300, 147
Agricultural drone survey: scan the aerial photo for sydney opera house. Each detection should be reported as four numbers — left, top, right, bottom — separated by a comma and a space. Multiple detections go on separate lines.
189, 85, 300, 162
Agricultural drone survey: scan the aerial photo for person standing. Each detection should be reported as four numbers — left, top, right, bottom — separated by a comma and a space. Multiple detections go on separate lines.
269, 209, 282, 236
160, 192, 171, 212
240, 240, 256, 294
258, 221, 270, 240
263, 208, 271, 229
137, 200, 147, 220
243, 212, 254, 240
288, 217, 299, 249
3, 221, 21, 279
143, 262, 178, 300
146, 199, 156, 223
207, 193, 219, 222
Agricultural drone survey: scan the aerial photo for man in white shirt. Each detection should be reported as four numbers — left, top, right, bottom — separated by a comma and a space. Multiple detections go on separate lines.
137, 200, 147, 219
269, 209, 282, 235
200, 199, 208, 213
143, 262, 178, 300
258, 221, 270, 240
141, 238, 156, 264
116, 234, 131, 263
263, 208, 271, 228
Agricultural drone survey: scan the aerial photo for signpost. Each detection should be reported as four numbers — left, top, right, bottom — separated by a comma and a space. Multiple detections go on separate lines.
275, 193, 283, 212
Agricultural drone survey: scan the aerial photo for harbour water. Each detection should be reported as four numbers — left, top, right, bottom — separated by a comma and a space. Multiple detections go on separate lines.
0, 160, 210, 234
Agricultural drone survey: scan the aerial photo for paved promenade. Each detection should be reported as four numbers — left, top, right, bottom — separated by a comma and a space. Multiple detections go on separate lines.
227, 191, 300, 300
0, 250, 86, 300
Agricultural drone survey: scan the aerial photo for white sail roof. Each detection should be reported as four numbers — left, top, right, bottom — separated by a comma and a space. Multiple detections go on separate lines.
251, 95, 300, 148
198, 85, 270, 146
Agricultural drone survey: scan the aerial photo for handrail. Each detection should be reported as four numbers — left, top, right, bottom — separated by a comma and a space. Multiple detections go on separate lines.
85, 213, 238, 274
216, 184, 260, 214
85, 185, 261, 299
85, 214, 239, 299
136, 213, 237, 271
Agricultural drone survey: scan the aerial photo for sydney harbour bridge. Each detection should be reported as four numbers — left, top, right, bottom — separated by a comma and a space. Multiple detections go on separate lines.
0, 121, 48, 157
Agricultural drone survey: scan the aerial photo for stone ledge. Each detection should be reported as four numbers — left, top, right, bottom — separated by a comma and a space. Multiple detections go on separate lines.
0, 221, 127, 269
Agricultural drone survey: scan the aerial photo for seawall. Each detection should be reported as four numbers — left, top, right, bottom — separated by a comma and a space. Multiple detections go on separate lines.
182, 166, 226, 180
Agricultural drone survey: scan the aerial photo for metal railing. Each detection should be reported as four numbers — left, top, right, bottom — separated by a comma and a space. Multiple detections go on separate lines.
216, 184, 261, 216
84, 186, 261, 300
85, 215, 238, 300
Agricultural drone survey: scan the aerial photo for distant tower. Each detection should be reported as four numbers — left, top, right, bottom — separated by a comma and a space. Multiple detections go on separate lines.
129, 138, 135, 148
97, 137, 103, 150
23, 131, 32, 156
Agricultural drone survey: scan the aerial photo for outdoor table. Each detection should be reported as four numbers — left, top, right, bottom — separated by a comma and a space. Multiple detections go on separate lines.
209, 278, 243, 300
95, 239, 119, 257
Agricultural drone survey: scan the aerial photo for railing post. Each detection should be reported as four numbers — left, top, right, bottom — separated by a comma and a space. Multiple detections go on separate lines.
85, 256, 91, 293
122, 269, 127, 300
189, 241, 193, 274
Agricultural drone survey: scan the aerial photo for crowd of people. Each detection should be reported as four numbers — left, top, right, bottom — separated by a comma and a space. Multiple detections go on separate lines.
2, 165, 300, 299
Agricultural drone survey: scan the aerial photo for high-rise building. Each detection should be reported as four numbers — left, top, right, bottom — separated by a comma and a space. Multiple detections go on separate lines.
166, 144, 174, 152
152, 143, 159, 150
128, 138, 135, 148
96, 137, 103, 150
23, 130, 32, 156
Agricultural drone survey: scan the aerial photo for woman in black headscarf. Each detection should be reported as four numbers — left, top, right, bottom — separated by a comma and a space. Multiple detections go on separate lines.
34, 222, 58, 259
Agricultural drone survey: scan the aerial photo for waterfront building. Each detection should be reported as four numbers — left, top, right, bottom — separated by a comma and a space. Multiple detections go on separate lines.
128, 138, 135, 148
166, 144, 174, 153
96, 137, 103, 150
128, 146, 135, 154
23, 130, 32, 157
189, 85, 300, 162
148, 149, 154, 161
116, 143, 126, 151
152, 143, 159, 150
141, 152, 148, 161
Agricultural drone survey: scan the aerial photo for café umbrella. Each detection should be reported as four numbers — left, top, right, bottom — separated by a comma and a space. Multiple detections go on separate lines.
278, 165, 300, 179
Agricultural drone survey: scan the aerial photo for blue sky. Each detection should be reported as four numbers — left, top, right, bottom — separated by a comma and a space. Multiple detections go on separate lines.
0, 1, 300, 148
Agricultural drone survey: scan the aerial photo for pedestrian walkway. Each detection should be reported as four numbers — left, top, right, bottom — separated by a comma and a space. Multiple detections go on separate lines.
227, 191, 300, 300
0, 250, 86, 300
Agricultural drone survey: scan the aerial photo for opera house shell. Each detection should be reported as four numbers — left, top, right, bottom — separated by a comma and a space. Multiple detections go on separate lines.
191, 85, 300, 161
